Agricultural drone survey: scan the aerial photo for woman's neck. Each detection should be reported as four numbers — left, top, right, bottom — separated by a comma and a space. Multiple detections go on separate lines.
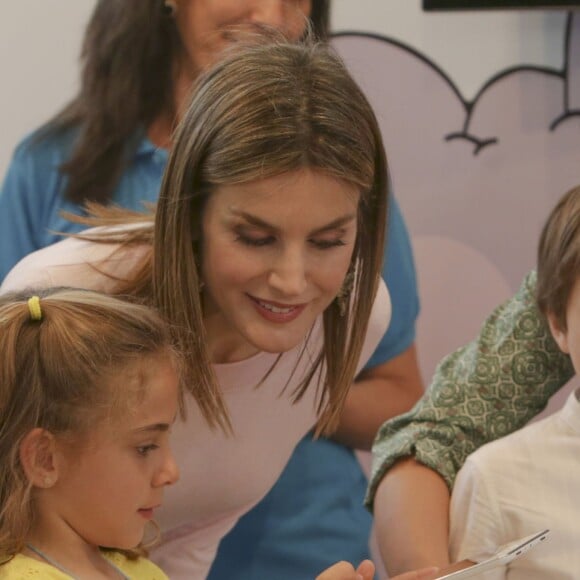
148, 59, 196, 150
205, 323, 261, 364
203, 306, 261, 364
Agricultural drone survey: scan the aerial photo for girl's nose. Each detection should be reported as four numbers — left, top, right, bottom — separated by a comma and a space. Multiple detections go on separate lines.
156, 451, 180, 487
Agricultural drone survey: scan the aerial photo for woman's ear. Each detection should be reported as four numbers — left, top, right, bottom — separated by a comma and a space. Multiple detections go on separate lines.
547, 312, 569, 354
19, 428, 59, 489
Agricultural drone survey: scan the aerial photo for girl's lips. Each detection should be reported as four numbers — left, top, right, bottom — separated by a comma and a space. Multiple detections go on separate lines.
248, 295, 307, 323
138, 506, 159, 520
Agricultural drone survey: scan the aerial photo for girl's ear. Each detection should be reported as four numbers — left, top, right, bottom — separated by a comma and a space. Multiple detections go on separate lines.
19, 428, 59, 489
547, 312, 569, 354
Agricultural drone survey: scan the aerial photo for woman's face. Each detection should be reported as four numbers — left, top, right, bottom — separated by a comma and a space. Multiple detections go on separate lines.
174, 0, 313, 73
201, 168, 359, 364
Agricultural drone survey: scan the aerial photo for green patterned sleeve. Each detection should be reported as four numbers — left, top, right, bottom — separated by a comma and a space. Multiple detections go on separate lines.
365, 270, 574, 510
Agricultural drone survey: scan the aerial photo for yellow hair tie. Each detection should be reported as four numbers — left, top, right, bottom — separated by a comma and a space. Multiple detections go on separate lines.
28, 296, 42, 321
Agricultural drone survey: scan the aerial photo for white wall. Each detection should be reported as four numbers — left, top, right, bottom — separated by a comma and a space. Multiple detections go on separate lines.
0, 1, 95, 178
331, 0, 567, 100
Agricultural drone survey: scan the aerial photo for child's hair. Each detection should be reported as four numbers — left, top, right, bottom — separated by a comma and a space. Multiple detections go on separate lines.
537, 185, 580, 329
0, 287, 177, 560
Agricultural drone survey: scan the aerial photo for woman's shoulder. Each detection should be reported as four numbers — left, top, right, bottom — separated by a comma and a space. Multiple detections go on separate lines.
10, 125, 78, 169
103, 551, 169, 579
358, 279, 392, 365
371, 278, 391, 323
0, 225, 150, 296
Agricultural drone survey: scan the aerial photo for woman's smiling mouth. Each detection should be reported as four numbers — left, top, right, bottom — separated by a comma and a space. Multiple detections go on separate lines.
248, 295, 307, 323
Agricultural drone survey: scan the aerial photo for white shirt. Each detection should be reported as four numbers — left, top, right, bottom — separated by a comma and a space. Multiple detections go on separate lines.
450, 390, 580, 580
1, 231, 391, 579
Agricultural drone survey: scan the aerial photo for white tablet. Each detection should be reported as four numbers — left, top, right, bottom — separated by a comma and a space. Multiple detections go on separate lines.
435, 529, 550, 579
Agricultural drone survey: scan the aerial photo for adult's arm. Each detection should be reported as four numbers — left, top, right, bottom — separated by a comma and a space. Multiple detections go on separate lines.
0, 139, 43, 281
374, 458, 451, 573
0, 131, 75, 282
334, 344, 423, 450
366, 271, 574, 574
333, 195, 423, 450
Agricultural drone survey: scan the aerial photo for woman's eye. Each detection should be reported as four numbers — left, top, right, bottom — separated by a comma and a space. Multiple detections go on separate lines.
311, 239, 346, 250
136, 444, 158, 457
236, 234, 275, 247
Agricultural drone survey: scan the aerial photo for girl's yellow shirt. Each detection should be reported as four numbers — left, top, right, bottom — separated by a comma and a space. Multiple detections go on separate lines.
0, 551, 168, 579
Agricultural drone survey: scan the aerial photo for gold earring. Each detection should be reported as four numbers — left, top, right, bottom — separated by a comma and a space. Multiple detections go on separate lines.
336, 266, 355, 317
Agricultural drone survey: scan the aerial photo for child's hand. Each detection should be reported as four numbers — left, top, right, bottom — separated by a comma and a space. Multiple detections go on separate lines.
316, 560, 439, 580
315, 559, 375, 580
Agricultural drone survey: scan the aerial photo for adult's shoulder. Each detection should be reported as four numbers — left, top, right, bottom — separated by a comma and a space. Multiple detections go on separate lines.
10, 125, 78, 168
370, 278, 391, 332
0, 225, 150, 295
356, 279, 392, 373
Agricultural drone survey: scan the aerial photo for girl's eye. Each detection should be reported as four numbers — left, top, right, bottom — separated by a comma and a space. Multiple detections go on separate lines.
136, 444, 159, 457
236, 234, 275, 247
311, 239, 346, 250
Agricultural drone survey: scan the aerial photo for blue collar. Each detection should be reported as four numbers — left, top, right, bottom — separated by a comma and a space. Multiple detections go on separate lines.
134, 134, 169, 162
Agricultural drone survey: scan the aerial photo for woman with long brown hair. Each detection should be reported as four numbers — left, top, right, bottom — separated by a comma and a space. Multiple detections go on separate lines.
1, 35, 435, 580
0, 2, 423, 577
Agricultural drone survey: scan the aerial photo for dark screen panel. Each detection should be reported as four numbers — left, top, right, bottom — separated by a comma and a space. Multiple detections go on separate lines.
424, 0, 580, 9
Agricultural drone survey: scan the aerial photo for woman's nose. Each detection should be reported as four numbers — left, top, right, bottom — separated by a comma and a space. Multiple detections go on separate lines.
268, 252, 308, 297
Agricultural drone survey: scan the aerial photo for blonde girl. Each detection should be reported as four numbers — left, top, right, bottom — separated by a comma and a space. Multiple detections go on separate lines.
0, 288, 180, 579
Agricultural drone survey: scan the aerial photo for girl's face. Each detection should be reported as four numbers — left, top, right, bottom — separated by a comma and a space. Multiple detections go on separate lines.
201, 168, 360, 363
174, 0, 313, 73
47, 357, 180, 550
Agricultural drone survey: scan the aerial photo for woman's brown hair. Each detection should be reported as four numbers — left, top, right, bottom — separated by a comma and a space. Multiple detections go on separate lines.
0, 287, 176, 561
41, 0, 330, 205
75, 32, 388, 437
85, 33, 387, 435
